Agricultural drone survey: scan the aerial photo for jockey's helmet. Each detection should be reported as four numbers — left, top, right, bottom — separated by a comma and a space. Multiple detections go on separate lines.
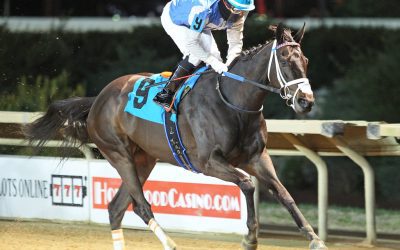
225, 0, 255, 11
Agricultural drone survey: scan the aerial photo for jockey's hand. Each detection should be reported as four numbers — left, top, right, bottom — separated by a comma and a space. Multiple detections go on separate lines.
205, 56, 228, 74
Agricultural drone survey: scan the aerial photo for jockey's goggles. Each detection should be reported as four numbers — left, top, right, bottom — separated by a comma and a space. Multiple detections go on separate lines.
223, 0, 244, 14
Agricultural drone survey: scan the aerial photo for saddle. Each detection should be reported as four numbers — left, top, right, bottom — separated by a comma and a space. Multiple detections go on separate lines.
124, 67, 208, 173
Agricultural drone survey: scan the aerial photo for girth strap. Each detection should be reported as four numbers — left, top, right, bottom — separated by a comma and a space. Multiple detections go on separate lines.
163, 111, 200, 173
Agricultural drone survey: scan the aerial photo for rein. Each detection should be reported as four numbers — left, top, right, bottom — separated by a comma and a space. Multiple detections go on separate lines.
222, 71, 280, 94
216, 76, 264, 114
144, 69, 214, 89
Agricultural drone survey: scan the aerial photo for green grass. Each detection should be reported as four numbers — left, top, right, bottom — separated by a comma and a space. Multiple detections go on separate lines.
259, 202, 400, 234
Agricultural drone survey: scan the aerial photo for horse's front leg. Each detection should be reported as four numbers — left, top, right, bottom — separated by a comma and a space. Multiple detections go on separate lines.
202, 148, 258, 250
249, 149, 327, 250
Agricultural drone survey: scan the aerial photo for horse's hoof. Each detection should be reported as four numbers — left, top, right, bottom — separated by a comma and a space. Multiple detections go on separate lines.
164, 244, 177, 250
241, 238, 258, 250
309, 239, 328, 250
164, 237, 177, 250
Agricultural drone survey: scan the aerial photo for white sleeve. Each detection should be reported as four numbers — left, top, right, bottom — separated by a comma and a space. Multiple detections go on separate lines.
226, 13, 248, 65
184, 5, 212, 62
185, 28, 211, 62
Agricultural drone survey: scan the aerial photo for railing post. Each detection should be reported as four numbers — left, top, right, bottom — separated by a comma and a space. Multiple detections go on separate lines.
79, 144, 94, 160
329, 136, 376, 245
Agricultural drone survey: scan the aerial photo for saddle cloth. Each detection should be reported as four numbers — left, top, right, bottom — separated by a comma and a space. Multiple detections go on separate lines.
124, 67, 208, 173
124, 66, 207, 124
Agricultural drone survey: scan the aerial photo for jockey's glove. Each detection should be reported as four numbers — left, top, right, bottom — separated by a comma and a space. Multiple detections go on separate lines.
205, 55, 228, 74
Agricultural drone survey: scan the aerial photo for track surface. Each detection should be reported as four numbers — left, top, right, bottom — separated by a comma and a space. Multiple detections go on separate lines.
0, 220, 398, 250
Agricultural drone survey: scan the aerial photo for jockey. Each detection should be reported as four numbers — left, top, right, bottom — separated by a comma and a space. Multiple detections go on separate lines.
153, 0, 255, 110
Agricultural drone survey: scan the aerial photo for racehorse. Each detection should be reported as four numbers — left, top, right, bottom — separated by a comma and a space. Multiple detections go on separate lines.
24, 23, 327, 250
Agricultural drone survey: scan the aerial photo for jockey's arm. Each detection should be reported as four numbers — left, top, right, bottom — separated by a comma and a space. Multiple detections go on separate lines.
226, 12, 248, 66
185, 7, 227, 73
185, 29, 227, 73
185, 28, 210, 63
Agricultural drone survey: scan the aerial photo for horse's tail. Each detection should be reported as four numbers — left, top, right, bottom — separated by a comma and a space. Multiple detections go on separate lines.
23, 97, 96, 152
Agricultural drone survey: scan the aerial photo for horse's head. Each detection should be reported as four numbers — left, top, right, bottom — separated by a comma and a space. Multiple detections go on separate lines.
268, 23, 314, 114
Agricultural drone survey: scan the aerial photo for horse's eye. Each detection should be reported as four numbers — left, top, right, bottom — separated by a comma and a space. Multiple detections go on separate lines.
281, 61, 288, 66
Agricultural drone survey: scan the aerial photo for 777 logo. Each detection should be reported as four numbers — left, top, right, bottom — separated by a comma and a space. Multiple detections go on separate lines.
50, 175, 87, 207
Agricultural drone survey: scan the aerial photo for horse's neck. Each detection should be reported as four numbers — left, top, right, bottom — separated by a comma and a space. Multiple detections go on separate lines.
221, 43, 273, 112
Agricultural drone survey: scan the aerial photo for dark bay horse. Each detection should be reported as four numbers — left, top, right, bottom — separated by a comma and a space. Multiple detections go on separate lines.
24, 24, 327, 250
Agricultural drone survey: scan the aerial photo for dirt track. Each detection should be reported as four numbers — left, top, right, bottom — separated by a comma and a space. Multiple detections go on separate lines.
0, 220, 398, 250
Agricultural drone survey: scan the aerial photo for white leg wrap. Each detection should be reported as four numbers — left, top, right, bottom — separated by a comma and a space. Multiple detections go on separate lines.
111, 229, 126, 250
149, 219, 176, 250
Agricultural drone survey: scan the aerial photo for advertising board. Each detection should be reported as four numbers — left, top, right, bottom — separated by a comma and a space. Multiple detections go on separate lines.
0, 156, 89, 221
0, 156, 247, 234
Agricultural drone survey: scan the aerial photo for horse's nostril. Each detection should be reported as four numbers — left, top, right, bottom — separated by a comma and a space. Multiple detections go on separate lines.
298, 98, 308, 108
298, 98, 314, 110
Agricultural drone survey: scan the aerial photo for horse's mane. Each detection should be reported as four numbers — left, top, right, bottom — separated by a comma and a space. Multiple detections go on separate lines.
240, 43, 268, 59
228, 26, 294, 68
227, 41, 271, 68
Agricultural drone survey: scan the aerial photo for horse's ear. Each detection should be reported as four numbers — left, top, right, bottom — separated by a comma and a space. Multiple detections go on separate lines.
276, 23, 285, 44
268, 25, 276, 32
293, 22, 306, 44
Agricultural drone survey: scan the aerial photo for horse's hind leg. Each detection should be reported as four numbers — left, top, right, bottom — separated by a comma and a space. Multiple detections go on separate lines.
108, 149, 156, 249
97, 142, 176, 250
249, 150, 327, 250
109, 183, 132, 250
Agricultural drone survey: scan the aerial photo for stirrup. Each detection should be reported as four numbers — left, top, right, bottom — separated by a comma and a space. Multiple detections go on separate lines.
162, 94, 176, 114
153, 101, 176, 114
153, 89, 171, 103
164, 102, 177, 114
153, 91, 176, 113
153, 97, 171, 108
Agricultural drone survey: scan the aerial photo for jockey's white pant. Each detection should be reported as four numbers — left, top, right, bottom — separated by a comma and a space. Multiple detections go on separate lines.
161, 2, 222, 66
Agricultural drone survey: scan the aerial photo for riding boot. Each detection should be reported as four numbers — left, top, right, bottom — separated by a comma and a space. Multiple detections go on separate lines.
153, 57, 195, 111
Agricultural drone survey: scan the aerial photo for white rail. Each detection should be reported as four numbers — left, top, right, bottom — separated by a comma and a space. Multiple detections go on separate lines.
0, 17, 160, 32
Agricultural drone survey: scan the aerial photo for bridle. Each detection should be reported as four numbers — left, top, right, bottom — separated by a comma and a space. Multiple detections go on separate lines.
267, 40, 312, 110
217, 39, 312, 113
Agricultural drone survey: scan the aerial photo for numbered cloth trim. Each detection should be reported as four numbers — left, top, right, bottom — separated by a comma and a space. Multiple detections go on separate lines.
190, 11, 207, 32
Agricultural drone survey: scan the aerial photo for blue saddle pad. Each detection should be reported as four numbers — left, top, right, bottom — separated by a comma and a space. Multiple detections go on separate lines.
124, 66, 207, 124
